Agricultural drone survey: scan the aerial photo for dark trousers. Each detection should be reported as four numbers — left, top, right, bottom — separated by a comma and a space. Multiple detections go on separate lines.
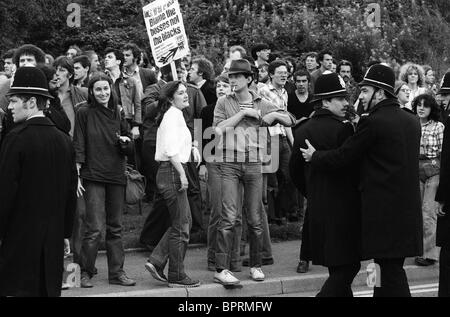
141, 142, 159, 201
439, 247, 450, 297
317, 262, 361, 297
139, 191, 171, 248
373, 258, 411, 297
274, 136, 298, 219
186, 161, 204, 232
72, 196, 86, 265
299, 208, 310, 261
80, 180, 125, 279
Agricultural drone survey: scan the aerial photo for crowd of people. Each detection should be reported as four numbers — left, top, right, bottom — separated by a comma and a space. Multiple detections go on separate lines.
0, 40, 449, 297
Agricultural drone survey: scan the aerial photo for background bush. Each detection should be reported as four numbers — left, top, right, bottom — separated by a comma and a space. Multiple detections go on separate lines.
1, 0, 450, 79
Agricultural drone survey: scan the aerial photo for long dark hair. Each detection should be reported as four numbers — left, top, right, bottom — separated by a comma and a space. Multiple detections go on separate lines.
87, 72, 118, 111
412, 93, 442, 122
156, 81, 183, 127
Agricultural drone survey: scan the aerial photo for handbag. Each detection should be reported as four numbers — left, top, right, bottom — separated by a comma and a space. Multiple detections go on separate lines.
125, 165, 146, 205
419, 158, 440, 182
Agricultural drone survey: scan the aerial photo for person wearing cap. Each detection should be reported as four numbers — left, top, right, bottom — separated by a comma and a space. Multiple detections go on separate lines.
0, 66, 77, 297
435, 71, 450, 297
290, 71, 361, 296
212, 59, 296, 286
437, 72, 450, 120
251, 43, 271, 68
301, 64, 422, 297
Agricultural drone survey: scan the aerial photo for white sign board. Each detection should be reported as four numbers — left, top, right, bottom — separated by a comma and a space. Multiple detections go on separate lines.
143, 0, 189, 67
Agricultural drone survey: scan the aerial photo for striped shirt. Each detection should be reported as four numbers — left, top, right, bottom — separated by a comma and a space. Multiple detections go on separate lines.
259, 82, 287, 136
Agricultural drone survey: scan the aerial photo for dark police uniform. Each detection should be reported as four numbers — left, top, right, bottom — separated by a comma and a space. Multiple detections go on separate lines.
435, 113, 450, 297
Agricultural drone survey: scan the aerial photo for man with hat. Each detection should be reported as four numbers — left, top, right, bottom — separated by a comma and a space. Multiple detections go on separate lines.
0, 66, 78, 297
212, 59, 295, 286
437, 72, 450, 120
301, 64, 422, 297
290, 71, 361, 296
435, 71, 450, 297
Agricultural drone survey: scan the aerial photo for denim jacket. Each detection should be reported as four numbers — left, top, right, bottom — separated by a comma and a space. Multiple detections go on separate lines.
116, 75, 142, 126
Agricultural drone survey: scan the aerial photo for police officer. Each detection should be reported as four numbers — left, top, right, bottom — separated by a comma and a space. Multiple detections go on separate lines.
290, 72, 361, 296
301, 64, 423, 297
435, 73, 450, 297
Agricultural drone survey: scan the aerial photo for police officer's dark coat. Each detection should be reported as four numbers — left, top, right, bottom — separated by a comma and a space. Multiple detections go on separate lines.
290, 109, 361, 266
0, 117, 77, 297
311, 99, 423, 259
436, 114, 450, 249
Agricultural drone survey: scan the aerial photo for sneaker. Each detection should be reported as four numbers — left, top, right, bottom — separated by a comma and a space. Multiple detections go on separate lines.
214, 269, 240, 285
168, 276, 201, 288
145, 262, 168, 282
61, 282, 71, 290
250, 267, 265, 281
80, 273, 93, 288
109, 274, 136, 286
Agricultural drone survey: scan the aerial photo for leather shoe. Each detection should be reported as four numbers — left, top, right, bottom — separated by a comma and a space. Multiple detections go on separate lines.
80, 274, 93, 288
415, 257, 436, 266
109, 274, 136, 286
297, 260, 309, 273
242, 257, 274, 267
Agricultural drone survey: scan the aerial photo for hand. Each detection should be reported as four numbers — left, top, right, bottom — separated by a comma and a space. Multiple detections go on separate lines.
437, 203, 446, 217
300, 139, 316, 162
179, 174, 189, 192
243, 108, 261, 120
119, 136, 131, 143
77, 177, 85, 197
199, 165, 208, 182
64, 239, 71, 256
192, 146, 201, 168
130, 127, 140, 140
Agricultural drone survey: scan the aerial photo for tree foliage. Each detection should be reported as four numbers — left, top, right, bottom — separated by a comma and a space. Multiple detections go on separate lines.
1, 0, 450, 78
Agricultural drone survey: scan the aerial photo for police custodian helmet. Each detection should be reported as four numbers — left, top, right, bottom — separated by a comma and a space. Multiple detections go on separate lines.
358, 63, 396, 98
312, 71, 348, 102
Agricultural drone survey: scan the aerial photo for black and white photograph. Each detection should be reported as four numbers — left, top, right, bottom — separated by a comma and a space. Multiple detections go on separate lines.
0, 0, 449, 303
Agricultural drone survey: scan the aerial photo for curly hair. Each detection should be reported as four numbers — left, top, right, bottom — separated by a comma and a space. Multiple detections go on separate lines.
399, 63, 425, 87
13, 44, 46, 67
412, 93, 442, 122
191, 57, 215, 81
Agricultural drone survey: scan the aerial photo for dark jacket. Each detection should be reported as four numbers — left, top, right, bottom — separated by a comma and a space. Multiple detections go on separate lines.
73, 103, 129, 185
0, 117, 77, 297
199, 79, 217, 107
139, 67, 158, 91
290, 109, 361, 266
141, 80, 166, 146
310, 99, 423, 259
436, 114, 450, 248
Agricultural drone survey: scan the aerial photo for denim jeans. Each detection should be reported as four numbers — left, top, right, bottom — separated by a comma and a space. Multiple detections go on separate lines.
420, 174, 440, 260
216, 162, 263, 269
206, 162, 242, 269
80, 180, 125, 279
149, 162, 192, 281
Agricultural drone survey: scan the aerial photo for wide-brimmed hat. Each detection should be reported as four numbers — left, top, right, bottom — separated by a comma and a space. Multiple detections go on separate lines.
312, 71, 348, 102
438, 72, 450, 95
6, 66, 53, 99
358, 64, 396, 98
227, 59, 253, 76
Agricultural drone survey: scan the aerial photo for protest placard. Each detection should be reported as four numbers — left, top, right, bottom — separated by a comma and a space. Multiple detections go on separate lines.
142, 0, 189, 68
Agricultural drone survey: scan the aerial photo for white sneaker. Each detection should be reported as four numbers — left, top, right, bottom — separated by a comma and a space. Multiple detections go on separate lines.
250, 267, 265, 281
214, 269, 240, 285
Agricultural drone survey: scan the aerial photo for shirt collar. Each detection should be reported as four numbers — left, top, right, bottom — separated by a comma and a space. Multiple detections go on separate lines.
267, 82, 286, 94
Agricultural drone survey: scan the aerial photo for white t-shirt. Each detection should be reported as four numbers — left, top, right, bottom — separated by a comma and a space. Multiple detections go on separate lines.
155, 106, 192, 163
